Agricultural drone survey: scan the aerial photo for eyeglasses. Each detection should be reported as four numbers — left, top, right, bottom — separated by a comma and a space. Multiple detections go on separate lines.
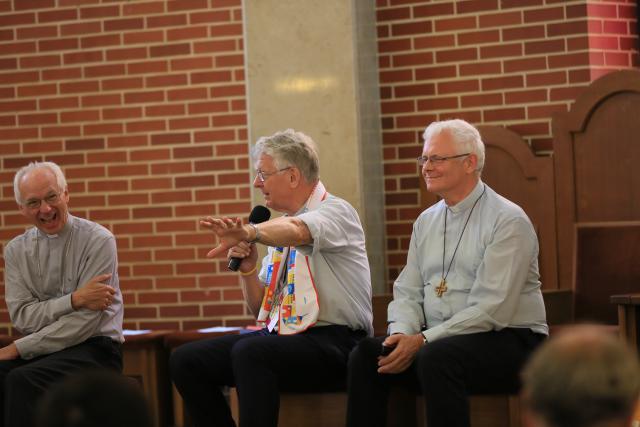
417, 153, 470, 166
256, 167, 292, 183
24, 192, 62, 210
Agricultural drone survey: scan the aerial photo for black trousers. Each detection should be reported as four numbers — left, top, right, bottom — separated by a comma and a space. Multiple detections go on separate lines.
346, 329, 546, 427
170, 326, 366, 427
0, 336, 123, 427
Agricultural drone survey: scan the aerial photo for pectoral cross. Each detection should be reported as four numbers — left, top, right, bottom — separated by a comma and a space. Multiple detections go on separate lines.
435, 279, 447, 297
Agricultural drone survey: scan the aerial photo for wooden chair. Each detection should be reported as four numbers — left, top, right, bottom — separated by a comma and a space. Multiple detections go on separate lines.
553, 69, 640, 289
573, 222, 640, 325
478, 125, 558, 291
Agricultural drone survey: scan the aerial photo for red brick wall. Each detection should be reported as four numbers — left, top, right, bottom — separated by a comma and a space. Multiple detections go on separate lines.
0, 0, 251, 333
0, 0, 638, 333
376, 0, 639, 287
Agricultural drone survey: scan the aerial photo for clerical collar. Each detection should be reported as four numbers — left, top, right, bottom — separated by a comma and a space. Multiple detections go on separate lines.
38, 214, 73, 239
446, 180, 485, 214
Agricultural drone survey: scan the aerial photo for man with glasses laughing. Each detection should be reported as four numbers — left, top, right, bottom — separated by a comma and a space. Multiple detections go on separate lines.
346, 119, 548, 427
0, 161, 123, 427
171, 129, 373, 427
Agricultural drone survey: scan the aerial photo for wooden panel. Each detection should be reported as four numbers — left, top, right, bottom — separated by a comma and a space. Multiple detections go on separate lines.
230, 388, 520, 427
232, 391, 348, 427
122, 330, 173, 427
477, 126, 558, 290
573, 222, 640, 324
611, 293, 640, 352
541, 288, 573, 326
573, 93, 640, 222
373, 293, 393, 336
552, 69, 640, 288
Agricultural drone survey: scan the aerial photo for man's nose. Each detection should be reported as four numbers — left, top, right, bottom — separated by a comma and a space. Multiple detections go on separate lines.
39, 201, 53, 213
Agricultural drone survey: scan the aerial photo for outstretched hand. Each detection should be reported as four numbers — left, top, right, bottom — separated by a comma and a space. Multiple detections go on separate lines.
201, 216, 250, 258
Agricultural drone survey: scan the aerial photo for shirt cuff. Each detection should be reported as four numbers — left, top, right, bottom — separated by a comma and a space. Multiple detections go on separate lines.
56, 293, 74, 316
423, 324, 447, 342
388, 322, 418, 336
14, 335, 38, 360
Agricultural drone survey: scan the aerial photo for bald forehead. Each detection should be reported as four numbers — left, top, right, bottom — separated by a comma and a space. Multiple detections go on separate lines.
18, 167, 59, 195
21, 167, 56, 184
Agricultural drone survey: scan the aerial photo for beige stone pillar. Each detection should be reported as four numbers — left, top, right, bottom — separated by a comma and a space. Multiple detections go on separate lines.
243, 0, 386, 292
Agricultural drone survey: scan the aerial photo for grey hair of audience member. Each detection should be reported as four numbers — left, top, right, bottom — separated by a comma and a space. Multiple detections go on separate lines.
422, 119, 485, 173
13, 161, 67, 205
36, 371, 152, 427
252, 129, 320, 184
522, 325, 640, 427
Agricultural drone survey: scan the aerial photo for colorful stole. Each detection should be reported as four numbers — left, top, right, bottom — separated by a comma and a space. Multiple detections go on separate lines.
257, 181, 327, 334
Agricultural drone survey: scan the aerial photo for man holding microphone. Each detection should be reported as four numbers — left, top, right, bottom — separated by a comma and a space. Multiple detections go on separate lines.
170, 128, 373, 427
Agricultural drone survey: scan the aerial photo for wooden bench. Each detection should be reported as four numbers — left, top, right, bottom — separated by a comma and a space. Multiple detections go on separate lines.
226, 289, 572, 427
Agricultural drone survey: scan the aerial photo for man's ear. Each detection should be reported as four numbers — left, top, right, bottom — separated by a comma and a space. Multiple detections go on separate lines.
289, 167, 301, 188
465, 153, 478, 174
18, 204, 28, 218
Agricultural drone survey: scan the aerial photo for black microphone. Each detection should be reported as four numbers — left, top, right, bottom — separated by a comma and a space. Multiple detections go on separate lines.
228, 205, 271, 271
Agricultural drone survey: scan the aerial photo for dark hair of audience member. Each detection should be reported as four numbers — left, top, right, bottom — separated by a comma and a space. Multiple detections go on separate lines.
36, 371, 151, 427
522, 325, 640, 427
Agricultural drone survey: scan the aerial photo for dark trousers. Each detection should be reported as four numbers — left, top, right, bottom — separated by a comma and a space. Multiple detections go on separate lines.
0, 336, 123, 427
170, 326, 366, 427
346, 329, 546, 427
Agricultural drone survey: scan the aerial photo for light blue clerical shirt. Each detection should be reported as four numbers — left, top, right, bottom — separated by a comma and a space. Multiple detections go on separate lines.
388, 180, 548, 342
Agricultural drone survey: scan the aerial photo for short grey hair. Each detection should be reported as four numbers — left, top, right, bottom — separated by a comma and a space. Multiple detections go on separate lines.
523, 326, 640, 427
14, 161, 67, 204
422, 119, 485, 173
252, 129, 320, 183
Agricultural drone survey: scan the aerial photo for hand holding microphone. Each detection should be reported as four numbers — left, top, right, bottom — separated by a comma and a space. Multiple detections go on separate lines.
228, 205, 271, 271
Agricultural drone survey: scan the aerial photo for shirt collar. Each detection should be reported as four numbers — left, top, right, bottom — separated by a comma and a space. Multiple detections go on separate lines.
446, 180, 484, 214
38, 214, 74, 239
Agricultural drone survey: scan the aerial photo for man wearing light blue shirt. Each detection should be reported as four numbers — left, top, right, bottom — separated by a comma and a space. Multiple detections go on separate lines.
346, 119, 548, 427
171, 129, 372, 427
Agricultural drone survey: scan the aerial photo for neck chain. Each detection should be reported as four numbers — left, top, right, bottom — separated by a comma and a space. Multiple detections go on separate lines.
436, 184, 486, 298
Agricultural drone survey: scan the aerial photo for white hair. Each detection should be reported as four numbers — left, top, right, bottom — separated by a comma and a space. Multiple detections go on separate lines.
252, 129, 320, 183
13, 161, 67, 204
422, 119, 485, 173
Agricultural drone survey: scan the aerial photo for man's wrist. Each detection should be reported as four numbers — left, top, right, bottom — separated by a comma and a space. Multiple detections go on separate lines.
420, 332, 428, 345
240, 265, 257, 276
246, 223, 260, 243
71, 292, 81, 310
